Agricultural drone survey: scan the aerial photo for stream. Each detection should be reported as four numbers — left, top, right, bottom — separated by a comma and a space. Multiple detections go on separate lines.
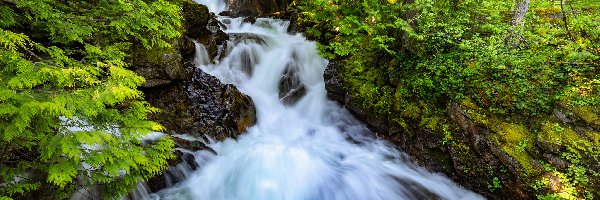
143, 1, 484, 199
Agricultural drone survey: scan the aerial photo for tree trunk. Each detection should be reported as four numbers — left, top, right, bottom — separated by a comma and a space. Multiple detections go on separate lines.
511, 0, 530, 26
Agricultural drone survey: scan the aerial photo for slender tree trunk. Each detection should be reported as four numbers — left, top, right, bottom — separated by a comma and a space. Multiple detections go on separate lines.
559, 0, 574, 39
511, 0, 530, 26
506, 0, 530, 48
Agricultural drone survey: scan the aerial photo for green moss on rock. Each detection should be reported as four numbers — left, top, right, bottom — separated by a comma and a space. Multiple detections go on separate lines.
571, 105, 600, 127
181, 0, 210, 38
493, 122, 542, 177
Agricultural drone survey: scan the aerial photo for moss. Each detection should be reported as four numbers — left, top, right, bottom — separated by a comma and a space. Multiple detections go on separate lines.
571, 105, 600, 127
539, 121, 597, 152
401, 102, 421, 119
584, 130, 600, 144
421, 116, 442, 131
490, 122, 542, 177
134, 44, 179, 66
180, 0, 210, 38
460, 98, 479, 110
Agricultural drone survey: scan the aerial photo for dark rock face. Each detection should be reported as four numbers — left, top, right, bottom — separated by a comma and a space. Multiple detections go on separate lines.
322, 63, 530, 199
130, 42, 186, 88
226, 0, 293, 17
243, 16, 257, 24
181, 1, 211, 38
132, 0, 256, 194
279, 62, 306, 106
140, 62, 256, 140
323, 58, 600, 199
228, 32, 267, 45
133, 0, 254, 140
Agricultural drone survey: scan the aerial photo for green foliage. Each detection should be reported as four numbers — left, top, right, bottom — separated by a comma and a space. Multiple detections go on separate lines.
0, 0, 181, 198
297, 0, 599, 198
297, 0, 599, 117
487, 177, 502, 192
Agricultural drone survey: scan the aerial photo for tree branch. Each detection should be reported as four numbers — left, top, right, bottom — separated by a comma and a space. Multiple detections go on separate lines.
25, 49, 44, 61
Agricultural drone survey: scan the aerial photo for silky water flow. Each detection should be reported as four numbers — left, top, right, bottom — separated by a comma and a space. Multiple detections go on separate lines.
147, 1, 486, 199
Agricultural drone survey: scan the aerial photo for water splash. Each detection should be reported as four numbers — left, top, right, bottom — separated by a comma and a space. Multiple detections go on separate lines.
193, 0, 227, 13
153, 7, 484, 200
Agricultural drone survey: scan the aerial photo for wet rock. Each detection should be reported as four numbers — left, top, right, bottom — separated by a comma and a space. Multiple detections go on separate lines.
131, 42, 186, 88
228, 33, 267, 45
542, 153, 568, 170
180, 36, 197, 59
219, 10, 232, 16
227, 0, 293, 17
243, 16, 257, 24
145, 148, 201, 193
448, 102, 477, 135
181, 0, 211, 38
141, 79, 172, 88
323, 62, 345, 103
207, 17, 222, 34
279, 62, 306, 106
143, 63, 256, 140
199, 25, 229, 62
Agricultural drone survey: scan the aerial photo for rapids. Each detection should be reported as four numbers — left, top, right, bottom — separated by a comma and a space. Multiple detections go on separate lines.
150, 1, 485, 199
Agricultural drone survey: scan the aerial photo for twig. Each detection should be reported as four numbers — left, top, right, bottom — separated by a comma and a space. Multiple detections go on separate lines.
25, 49, 44, 61
560, 0, 574, 40
550, 61, 599, 65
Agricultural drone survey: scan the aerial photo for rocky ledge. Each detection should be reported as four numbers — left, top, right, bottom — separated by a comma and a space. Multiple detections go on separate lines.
323, 61, 600, 199
129, 0, 257, 194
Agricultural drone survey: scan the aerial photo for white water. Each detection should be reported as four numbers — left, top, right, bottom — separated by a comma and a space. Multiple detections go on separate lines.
193, 0, 227, 13
154, 1, 485, 199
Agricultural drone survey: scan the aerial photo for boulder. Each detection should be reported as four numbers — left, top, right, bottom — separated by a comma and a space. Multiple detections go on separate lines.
181, 1, 211, 38
279, 62, 306, 106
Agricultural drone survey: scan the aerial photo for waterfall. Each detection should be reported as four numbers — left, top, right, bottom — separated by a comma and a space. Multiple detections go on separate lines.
151, 1, 485, 199
193, 0, 227, 13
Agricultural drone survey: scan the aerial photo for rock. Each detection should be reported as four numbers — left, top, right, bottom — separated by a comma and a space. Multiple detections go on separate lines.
219, 10, 232, 16
542, 153, 568, 170
181, 0, 211, 38
223, 85, 257, 134
228, 33, 267, 45
131, 40, 186, 88
227, 0, 293, 17
448, 102, 477, 134
279, 62, 306, 105
198, 28, 229, 62
142, 79, 172, 88
323, 62, 345, 103
180, 36, 197, 59
143, 63, 256, 140
553, 109, 572, 124
243, 16, 257, 24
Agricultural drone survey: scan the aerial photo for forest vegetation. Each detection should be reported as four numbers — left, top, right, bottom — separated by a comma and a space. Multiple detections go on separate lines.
0, 0, 183, 199
0, 0, 599, 199
295, 0, 599, 198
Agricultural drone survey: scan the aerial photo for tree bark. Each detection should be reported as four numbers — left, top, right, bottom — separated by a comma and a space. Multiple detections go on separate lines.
511, 0, 530, 26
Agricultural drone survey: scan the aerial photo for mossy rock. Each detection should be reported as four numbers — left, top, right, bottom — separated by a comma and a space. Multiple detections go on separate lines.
181, 0, 210, 38
571, 105, 600, 128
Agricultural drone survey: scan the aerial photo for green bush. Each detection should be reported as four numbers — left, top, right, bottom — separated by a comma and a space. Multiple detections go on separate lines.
0, 0, 181, 198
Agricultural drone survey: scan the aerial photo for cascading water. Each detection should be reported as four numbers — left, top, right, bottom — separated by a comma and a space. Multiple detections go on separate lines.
154, 1, 485, 199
